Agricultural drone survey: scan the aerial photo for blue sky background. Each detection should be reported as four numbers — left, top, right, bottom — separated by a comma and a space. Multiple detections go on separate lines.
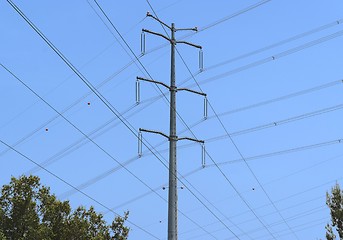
1, 0, 343, 239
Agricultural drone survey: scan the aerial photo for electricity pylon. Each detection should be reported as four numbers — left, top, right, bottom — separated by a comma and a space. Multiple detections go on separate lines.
137, 12, 206, 240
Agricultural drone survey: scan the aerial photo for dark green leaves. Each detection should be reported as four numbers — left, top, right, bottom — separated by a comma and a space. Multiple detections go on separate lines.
326, 183, 343, 240
0, 175, 129, 240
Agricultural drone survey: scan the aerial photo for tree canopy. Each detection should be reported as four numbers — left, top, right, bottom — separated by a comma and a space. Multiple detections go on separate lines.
0, 175, 129, 240
326, 183, 343, 240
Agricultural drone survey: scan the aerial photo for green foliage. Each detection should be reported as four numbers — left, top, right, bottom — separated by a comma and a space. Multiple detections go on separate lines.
0, 230, 5, 240
326, 183, 343, 240
0, 175, 129, 240
111, 211, 130, 240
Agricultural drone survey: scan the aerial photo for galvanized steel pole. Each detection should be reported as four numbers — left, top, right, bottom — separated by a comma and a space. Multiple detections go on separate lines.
139, 15, 203, 240
168, 23, 177, 240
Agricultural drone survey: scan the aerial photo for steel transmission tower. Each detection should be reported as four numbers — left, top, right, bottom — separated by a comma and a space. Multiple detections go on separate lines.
137, 12, 206, 240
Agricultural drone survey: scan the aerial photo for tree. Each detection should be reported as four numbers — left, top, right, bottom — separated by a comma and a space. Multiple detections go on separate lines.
0, 175, 129, 240
326, 183, 343, 240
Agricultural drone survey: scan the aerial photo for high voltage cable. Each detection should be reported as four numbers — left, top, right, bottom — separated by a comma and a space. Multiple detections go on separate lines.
88, 0, 249, 238
87, 0, 147, 37
155, 0, 184, 13
190, 29, 343, 88
1, 7, 194, 236
89, 0, 209, 143
1, 65, 144, 186
221, 206, 327, 240
255, 217, 328, 240
173, 0, 273, 37
6, 1, 240, 238
3, 18, 204, 240
91, 0, 248, 237
111, 170, 202, 211
29, 97, 343, 213
0, 62, 169, 208
143, 0, 273, 55
146, 102, 343, 157
209, 139, 343, 167
194, 207, 326, 240
145, 1, 289, 239
1, 61, 216, 240
98, 1, 339, 237
237, 202, 326, 233
144, 13, 341, 59
31, 78, 343, 175
98, 167, 230, 239
197, 0, 272, 32
86, 0, 147, 76
0, 51, 168, 165
257, 217, 329, 240
8, 1, 338, 238
144, 0, 278, 237
205, 103, 343, 141
203, 19, 342, 72
0, 8, 149, 132
0, 138, 160, 239
26, 100, 149, 174
0, 58, 138, 157
205, 79, 343, 118
131, 18, 343, 103
263, 153, 343, 187
207, 201, 327, 239
147, 2, 341, 238
176, 177, 253, 240
156, 1, 285, 237
183, 173, 343, 240
194, 166, 343, 237
263, 219, 327, 240
1, 58, 166, 163
193, 200, 328, 239
181, 193, 325, 238
21, 77, 343, 176
4, 2, 338, 239
0, 40, 117, 131
2, 11, 341, 165
119, 153, 343, 238
78, 138, 343, 214
209, 175, 343, 235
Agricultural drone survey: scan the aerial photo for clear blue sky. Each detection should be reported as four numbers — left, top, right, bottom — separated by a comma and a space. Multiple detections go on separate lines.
1, 0, 343, 239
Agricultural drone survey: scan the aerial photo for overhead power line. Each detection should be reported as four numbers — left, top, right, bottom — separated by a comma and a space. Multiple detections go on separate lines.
143, 0, 273, 55
33, 95, 343, 213
1, 59, 216, 240
147, 1, 282, 238
208, 138, 343, 167
3, 16, 341, 169
4, 2, 342, 240
0, 58, 138, 157
183, 172, 343, 240
198, 0, 272, 32
191, 29, 343, 88
203, 19, 342, 72
165, 12, 342, 240
89, 0, 267, 238
19, 76, 343, 178
6, 1, 242, 238
146, 0, 298, 238
0, 138, 159, 239
68, 136, 343, 215
39, 78, 343, 175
